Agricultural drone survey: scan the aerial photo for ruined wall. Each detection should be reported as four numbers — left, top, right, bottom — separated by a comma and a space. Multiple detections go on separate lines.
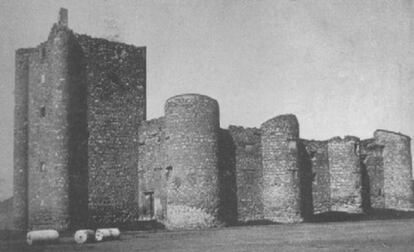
164, 94, 220, 229
76, 34, 146, 227
375, 130, 414, 210
328, 136, 362, 213
228, 126, 263, 222
138, 117, 166, 221
301, 140, 330, 214
261, 114, 302, 223
360, 138, 385, 209
13, 48, 34, 230
217, 129, 237, 225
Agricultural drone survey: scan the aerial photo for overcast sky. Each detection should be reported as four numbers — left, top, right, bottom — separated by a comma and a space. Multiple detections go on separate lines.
0, 0, 413, 200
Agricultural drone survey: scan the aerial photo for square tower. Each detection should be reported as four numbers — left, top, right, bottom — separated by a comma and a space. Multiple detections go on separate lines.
13, 9, 146, 231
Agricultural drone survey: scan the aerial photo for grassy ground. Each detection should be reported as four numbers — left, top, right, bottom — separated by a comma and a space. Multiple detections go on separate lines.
2, 218, 414, 252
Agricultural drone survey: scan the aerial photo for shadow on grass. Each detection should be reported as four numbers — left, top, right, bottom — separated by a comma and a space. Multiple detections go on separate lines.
234, 219, 277, 226
0, 230, 26, 241
309, 208, 414, 223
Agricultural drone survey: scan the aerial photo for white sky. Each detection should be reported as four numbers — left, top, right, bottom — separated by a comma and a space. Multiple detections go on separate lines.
0, 0, 413, 200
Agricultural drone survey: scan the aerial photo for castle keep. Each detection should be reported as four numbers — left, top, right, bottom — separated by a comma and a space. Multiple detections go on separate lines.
14, 9, 414, 231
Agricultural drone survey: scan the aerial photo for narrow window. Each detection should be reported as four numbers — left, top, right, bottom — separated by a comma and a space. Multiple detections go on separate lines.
40, 106, 46, 117
166, 166, 173, 180
312, 172, 317, 185
40, 47, 46, 61
245, 171, 255, 185
354, 143, 359, 155
40, 162, 46, 172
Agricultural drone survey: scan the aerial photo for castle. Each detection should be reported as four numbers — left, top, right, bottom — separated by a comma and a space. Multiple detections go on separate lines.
13, 9, 414, 231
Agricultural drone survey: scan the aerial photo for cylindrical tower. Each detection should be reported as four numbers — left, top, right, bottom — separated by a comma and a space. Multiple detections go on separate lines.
164, 94, 220, 229
374, 130, 414, 210
261, 114, 302, 223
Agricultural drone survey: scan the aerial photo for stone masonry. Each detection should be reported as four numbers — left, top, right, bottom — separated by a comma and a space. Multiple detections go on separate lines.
13, 9, 414, 231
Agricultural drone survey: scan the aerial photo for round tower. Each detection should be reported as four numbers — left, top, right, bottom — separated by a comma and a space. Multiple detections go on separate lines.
374, 130, 414, 210
261, 114, 302, 223
164, 94, 220, 229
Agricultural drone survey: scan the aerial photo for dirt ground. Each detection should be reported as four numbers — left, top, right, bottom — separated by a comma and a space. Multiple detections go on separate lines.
2, 219, 414, 252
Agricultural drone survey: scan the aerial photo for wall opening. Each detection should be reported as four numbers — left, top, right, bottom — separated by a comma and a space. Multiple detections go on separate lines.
166, 166, 172, 180
40, 162, 46, 172
40, 47, 46, 61
245, 171, 255, 185
40, 106, 46, 117
143, 192, 154, 218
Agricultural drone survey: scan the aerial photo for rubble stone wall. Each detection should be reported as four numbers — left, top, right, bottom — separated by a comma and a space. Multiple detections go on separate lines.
228, 126, 263, 222
217, 129, 237, 224
301, 140, 330, 214
13, 48, 34, 231
360, 138, 385, 209
138, 117, 167, 221
26, 25, 73, 231
76, 34, 146, 227
328, 136, 362, 213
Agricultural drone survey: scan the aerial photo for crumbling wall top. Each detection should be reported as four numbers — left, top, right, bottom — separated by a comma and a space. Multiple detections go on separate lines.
260, 114, 299, 138
374, 129, 411, 141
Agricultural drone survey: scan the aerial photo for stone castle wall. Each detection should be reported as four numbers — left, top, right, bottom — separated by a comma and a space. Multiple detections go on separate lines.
13, 48, 33, 231
217, 129, 237, 224
328, 136, 362, 213
26, 24, 74, 231
301, 140, 330, 214
76, 33, 146, 228
138, 117, 167, 221
228, 126, 263, 222
360, 138, 385, 209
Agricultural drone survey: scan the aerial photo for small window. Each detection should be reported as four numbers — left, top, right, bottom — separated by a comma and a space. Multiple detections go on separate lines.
312, 172, 317, 184
40, 162, 46, 172
245, 172, 255, 185
40, 106, 46, 117
41, 74, 45, 84
354, 143, 359, 155
40, 47, 46, 61
166, 166, 173, 179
